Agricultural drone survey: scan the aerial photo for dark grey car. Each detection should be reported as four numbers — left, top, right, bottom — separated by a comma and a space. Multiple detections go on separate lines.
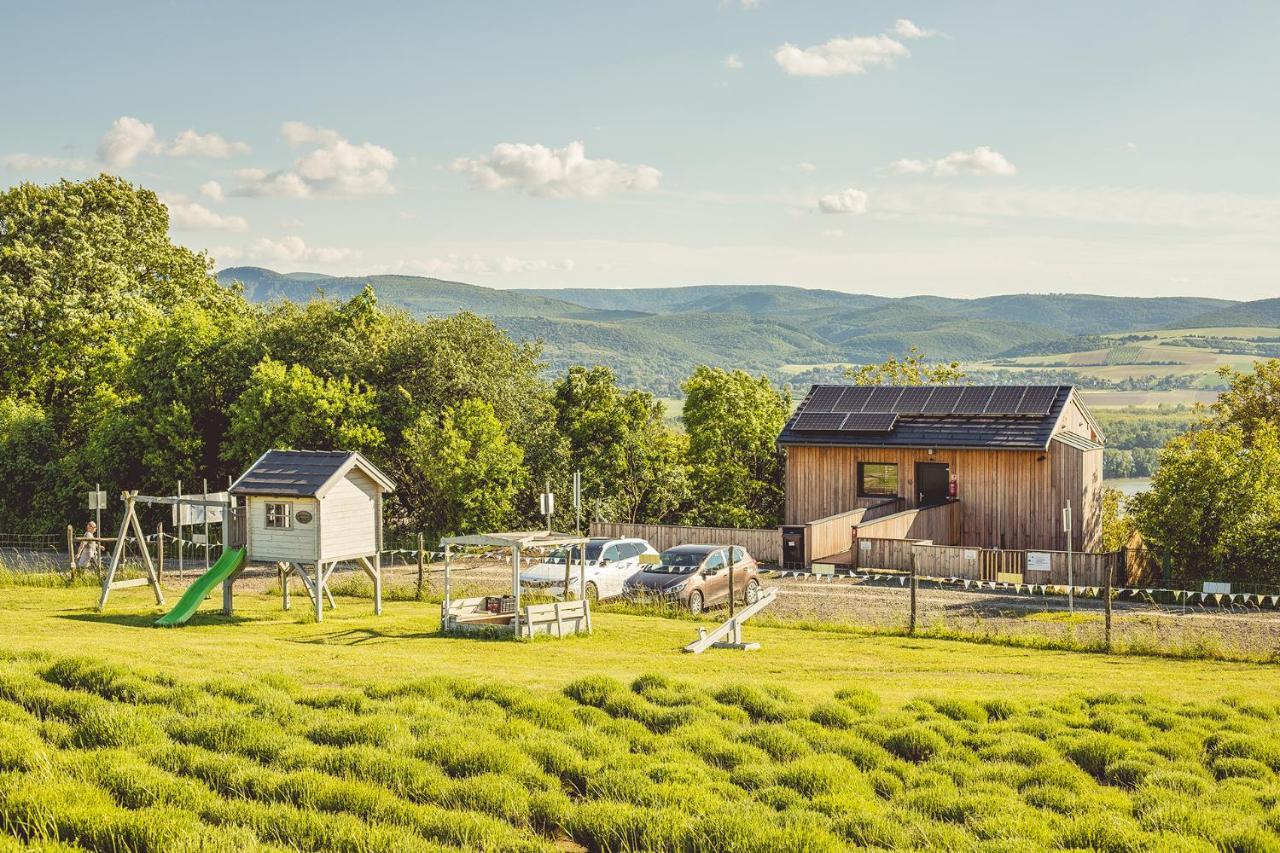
623, 544, 761, 614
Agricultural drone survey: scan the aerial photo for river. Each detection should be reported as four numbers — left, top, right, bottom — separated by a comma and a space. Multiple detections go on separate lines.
1103, 477, 1152, 496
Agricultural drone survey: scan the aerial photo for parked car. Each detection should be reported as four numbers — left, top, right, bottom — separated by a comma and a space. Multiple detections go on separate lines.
623, 544, 761, 614
519, 537, 658, 602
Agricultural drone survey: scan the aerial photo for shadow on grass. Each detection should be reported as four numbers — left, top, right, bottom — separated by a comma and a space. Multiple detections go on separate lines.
58, 611, 259, 629
286, 627, 443, 646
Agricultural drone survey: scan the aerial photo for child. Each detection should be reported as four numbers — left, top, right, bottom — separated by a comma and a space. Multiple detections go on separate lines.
75, 520, 99, 568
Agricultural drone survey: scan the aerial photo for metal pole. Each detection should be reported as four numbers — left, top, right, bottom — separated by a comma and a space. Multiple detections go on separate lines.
203, 478, 210, 571
94, 482, 102, 570
1104, 557, 1113, 652
1065, 501, 1074, 614
573, 470, 581, 536
67, 524, 75, 577
416, 532, 425, 600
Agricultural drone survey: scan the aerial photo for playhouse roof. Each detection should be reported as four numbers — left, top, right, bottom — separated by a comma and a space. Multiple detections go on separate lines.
777, 384, 1084, 451
229, 450, 395, 498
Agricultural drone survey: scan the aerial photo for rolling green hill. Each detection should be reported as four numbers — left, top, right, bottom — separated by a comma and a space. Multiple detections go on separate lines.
217, 267, 1258, 393
1176, 297, 1280, 329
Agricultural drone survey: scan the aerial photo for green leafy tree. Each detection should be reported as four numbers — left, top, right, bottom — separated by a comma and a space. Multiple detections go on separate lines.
845, 346, 964, 385
0, 176, 233, 422
0, 399, 65, 533
402, 399, 527, 536
1099, 487, 1137, 552
1207, 359, 1280, 443
222, 358, 384, 468
1131, 423, 1280, 584
552, 366, 689, 524
682, 367, 790, 528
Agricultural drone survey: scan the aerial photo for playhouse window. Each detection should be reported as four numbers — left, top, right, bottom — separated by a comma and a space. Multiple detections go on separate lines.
265, 502, 292, 529
858, 463, 899, 497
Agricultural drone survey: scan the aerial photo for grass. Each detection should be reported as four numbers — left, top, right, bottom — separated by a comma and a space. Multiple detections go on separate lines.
2, 654, 1279, 851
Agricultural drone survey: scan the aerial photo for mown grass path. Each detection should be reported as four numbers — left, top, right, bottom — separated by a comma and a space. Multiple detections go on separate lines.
2, 585, 1277, 705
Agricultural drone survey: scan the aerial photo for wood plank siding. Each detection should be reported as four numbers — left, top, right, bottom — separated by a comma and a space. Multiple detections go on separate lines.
245, 496, 320, 562
785, 439, 1101, 552
319, 468, 380, 563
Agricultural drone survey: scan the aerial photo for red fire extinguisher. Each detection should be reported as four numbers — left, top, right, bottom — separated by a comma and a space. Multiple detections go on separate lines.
948, 476, 958, 498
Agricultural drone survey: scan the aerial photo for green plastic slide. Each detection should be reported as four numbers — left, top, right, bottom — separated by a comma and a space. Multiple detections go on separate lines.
154, 547, 246, 627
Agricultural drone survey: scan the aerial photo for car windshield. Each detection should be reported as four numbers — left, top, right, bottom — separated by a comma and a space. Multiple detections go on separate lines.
649, 551, 706, 574
544, 542, 604, 565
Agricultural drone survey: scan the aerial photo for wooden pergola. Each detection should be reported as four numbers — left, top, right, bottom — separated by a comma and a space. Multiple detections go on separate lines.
439, 531, 590, 637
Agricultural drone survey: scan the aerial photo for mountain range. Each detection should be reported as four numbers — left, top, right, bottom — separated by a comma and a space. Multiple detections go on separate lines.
217, 267, 1279, 394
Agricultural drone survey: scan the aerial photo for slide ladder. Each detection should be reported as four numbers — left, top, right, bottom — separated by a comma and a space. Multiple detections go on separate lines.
154, 547, 245, 627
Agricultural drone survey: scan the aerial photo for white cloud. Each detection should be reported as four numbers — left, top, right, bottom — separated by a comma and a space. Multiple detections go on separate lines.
166, 129, 250, 158
97, 116, 158, 168
773, 33, 908, 77
888, 146, 1017, 177
1124, 141, 1139, 153
723, 54, 744, 70
453, 141, 661, 199
894, 19, 936, 39
159, 194, 248, 232
208, 245, 242, 263
232, 123, 397, 197
818, 188, 869, 214
1, 153, 90, 171
796, 162, 817, 173
159, 195, 246, 232
200, 180, 224, 201
248, 235, 358, 265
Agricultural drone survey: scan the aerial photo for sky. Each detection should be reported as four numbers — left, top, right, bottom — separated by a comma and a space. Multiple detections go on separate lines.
3, 1, 1279, 299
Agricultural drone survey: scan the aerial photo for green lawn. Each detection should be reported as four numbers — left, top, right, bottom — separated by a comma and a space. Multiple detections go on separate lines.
3, 584, 1280, 851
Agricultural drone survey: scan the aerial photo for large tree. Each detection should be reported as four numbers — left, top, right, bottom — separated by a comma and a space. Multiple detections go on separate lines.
401, 399, 527, 537
681, 367, 790, 528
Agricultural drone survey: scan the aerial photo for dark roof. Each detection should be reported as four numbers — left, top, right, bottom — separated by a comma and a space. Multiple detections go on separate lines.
777, 385, 1081, 451
229, 450, 395, 497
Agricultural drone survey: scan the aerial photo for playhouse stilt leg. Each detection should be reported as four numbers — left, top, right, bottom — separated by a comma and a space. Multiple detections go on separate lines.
373, 553, 382, 615
282, 563, 291, 610
314, 562, 323, 623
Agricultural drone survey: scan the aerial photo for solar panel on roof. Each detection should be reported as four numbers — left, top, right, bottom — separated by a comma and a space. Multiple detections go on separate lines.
984, 386, 1026, 414
863, 386, 904, 412
893, 386, 934, 413
921, 386, 962, 413
955, 386, 995, 414
1015, 386, 1057, 415
792, 412, 849, 431
834, 387, 873, 412
804, 386, 844, 413
840, 412, 898, 433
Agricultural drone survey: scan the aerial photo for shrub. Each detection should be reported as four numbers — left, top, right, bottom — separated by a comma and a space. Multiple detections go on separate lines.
563, 675, 622, 708
1065, 733, 1131, 780
713, 684, 802, 723
884, 725, 946, 763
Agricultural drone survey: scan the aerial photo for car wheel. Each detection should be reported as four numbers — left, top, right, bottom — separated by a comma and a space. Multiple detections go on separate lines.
744, 579, 760, 605
584, 582, 599, 603
687, 591, 704, 615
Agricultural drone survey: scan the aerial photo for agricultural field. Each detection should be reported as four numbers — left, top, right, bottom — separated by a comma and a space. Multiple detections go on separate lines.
3, 582, 1280, 851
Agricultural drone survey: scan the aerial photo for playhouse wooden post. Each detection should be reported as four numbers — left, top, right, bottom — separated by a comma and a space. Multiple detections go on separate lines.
281, 563, 291, 610
315, 562, 324, 622
373, 552, 382, 615
442, 543, 452, 631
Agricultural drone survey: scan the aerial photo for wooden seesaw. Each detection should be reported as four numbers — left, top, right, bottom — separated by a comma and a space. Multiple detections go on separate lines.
682, 587, 778, 653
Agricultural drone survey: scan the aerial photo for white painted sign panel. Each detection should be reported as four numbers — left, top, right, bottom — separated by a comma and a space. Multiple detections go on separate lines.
1026, 552, 1052, 573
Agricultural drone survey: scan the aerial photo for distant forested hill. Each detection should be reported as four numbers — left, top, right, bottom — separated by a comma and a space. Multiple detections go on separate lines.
218, 267, 1251, 394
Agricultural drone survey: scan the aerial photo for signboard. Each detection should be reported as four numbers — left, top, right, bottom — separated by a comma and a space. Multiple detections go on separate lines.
859, 540, 871, 553
539, 492, 555, 516
87, 490, 108, 510
811, 562, 836, 576
1203, 581, 1232, 595
1026, 552, 1052, 573
189, 533, 208, 546
963, 549, 978, 561
171, 492, 229, 527
295, 510, 314, 525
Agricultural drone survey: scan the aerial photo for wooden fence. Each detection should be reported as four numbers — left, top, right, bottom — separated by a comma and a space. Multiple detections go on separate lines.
588, 522, 782, 565
853, 537, 1126, 587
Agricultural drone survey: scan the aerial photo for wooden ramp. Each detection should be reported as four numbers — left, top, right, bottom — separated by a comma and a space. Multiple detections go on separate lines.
682, 587, 778, 654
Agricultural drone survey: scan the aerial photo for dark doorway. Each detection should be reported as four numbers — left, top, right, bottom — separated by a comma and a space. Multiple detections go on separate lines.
915, 462, 950, 507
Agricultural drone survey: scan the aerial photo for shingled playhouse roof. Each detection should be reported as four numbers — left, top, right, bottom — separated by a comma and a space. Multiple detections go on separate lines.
229, 450, 395, 497
776, 385, 1085, 451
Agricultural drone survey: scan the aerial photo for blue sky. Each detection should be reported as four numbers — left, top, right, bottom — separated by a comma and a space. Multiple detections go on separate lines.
3, 1, 1278, 298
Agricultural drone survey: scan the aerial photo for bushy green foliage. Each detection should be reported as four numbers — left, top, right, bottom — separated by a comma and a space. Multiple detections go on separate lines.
2, 655, 1280, 850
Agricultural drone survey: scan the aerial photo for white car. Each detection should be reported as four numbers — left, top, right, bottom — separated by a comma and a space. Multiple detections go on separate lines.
519, 537, 658, 602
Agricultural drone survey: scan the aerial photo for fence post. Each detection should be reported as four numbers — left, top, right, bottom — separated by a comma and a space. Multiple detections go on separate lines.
416, 532, 425, 600
1104, 557, 1113, 653
67, 524, 76, 578
157, 522, 164, 581
909, 548, 918, 635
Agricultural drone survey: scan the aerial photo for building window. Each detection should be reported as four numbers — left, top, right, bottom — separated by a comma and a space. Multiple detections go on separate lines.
858, 463, 899, 497
265, 502, 292, 529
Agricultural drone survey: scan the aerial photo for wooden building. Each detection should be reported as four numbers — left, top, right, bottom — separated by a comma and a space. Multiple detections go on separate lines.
777, 385, 1104, 554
